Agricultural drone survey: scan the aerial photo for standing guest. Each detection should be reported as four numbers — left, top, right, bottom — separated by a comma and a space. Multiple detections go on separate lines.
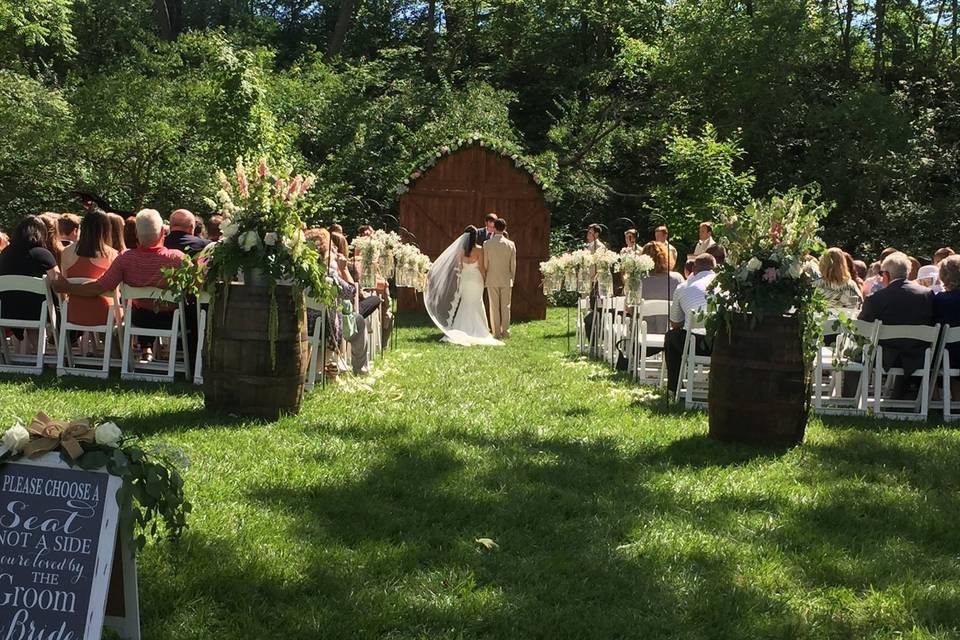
665, 253, 717, 394
477, 213, 498, 244
165, 209, 211, 256
933, 247, 955, 265
934, 256, 960, 394
38, 213, 64, 267
704, 244, 726, 266
654, 226, 678, 268
639, 241, 684, 334
102, 213, 126, 253
357, 225, 374, 237
58, 214, 81, 246
61, 209, 119, 331
0, 216, 61, 349
692, 222, 716, 257
585, 224, 605, 253
858, 251, 934, 398
622, 229, 638, 254
55, 209, 186, 363
0, 231, 9, 252
207, 215, 223, 242
818, 247, 863, 313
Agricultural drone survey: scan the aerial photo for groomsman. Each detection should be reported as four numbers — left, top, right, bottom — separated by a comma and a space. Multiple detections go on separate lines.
477, 212, 498, 244
484, 218, 517, 339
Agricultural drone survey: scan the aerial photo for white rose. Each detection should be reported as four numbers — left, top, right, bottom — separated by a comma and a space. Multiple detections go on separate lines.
264, 232, 278, 247
2, 423, 30, 454
221, 221, 239, 239
746, 257, 762, 272
239, 230, 260, 252
787, 260, 803, 279
95, 421, 123, 447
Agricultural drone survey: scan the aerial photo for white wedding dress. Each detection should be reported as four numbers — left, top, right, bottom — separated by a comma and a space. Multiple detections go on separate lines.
425, 234, 504, 347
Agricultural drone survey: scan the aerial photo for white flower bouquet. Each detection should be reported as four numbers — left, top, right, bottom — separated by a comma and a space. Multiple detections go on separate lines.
620, 253, 656, 304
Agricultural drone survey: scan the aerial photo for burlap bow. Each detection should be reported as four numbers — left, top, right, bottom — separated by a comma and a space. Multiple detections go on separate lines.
22, 412, 95, 460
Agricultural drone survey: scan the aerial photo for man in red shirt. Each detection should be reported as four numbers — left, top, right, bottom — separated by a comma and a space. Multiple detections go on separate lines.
56, 209, 186, 362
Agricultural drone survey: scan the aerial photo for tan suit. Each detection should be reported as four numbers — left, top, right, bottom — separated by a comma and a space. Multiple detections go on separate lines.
483, 234, 517, 338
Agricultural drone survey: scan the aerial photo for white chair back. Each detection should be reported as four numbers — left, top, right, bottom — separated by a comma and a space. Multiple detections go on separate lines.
119, 284, 190, 382
0, 275, 58, 375
872, 322, 941, 420
56, 278, 119, 379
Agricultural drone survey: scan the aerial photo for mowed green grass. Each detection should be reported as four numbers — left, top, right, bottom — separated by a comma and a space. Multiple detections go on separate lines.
2, 308, 960, 639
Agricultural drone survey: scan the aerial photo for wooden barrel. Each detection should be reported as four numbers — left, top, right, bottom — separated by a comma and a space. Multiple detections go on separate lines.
204, 283, 308, 420
708, 314, 810, 447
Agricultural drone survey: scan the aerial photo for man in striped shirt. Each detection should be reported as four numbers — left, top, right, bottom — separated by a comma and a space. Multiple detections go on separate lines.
665, 253, 717, 395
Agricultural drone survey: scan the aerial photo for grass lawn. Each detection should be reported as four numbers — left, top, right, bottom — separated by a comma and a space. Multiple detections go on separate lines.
2, 308, 960, 639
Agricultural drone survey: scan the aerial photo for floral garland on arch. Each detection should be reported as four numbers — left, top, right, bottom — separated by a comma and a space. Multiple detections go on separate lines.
202, 157, 337, 369
1, 413, 190, 550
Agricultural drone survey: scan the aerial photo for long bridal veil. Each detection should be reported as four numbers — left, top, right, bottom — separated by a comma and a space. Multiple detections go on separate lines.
425, 232, 468, 337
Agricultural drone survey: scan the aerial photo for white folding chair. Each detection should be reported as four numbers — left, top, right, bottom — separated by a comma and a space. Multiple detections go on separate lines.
872, 323, 941, 420
812, 317, 879, 416
305, 296, 327, 391
607, 296, 627, 368
632, 299, 669, 386
119, 285, 191, 383
576, 296, 591, 354
193, 291, 211, 385
0, 275, 59, 375
56, 278, 120, 379
675, 310, 710, 409
932, 326, 960, 422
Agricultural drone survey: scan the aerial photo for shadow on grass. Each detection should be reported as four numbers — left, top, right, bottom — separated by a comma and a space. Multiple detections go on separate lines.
0, 370, 200, 397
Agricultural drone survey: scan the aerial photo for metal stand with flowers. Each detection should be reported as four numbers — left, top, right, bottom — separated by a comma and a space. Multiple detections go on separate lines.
201, 157, 335, 419
705, 189, 828, 447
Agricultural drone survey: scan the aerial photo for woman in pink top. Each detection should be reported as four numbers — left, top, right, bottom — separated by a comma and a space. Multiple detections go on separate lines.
61, 210, 118, 327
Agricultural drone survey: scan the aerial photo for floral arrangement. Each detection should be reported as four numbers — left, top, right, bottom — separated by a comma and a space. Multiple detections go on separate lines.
1, 413, 190, 549
539, 256, 566, 293
372, 230, 403, 278
202, 157, 336, 368
593, 248, 620, 295
394, 243, 430, 291
706, 187, 829, 361
350, 236, 381, 287
620, 253, 656, 304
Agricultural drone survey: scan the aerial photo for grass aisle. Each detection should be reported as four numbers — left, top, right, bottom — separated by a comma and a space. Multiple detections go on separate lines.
2, 309, 960, 639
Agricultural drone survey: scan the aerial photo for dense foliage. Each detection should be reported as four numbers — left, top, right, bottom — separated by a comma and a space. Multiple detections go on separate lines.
2, 0, 959, 257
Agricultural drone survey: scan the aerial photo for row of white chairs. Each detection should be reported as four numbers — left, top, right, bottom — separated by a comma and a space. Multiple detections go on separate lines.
0, 275, 384, 388
303, 293, 384, 391
579, 294, 960, 422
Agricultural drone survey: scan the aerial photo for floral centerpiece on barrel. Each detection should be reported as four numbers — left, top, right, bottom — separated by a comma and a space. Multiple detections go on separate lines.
201, 157, 336, 418
705, 187, 827, 446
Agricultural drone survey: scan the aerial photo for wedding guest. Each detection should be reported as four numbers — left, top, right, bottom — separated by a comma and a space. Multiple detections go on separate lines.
665, 253, 716, 394
862, 248, 899, 297
0, 231, 9, 252
818, 247, 863, 313
56, 209, 186, 363
0, 216, 61, 344
585, 224, 605, 253
357, 225, 374, 238
858, 251, 933, 398
852, 259, 868, 284
57, 213, 81, 246
908, 256, 920, 281
654, 225, 679, 270
639, 241, 684, 334
934, 256, 960, 384
933, 247, 956, 265
38, 213, 64, 267
478, 213, 498, 244
692, 222, 716, 257
165, 209, 211, 256
683, 258, 695, 280
207, 215, 223, 242
324, 231, 368, 376
704, 243, 726, 266
330, 223, 344, 235
61, 209, 119, 331
622, 229, 638, 254
106, 213, 127, 252
843, 252, 863, 288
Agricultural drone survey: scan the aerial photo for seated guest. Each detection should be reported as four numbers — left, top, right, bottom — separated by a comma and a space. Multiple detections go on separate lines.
654, 225, 678, 269
917, 265, 939, 289
330, 223, 344, 235
194, 219, 207, 239
164, 209, 211, 256
621, 229, 638, 255
704, 243, 726, 266
56, 209, 186, 363
324, 232, 368, 376
665, 254, 717, 394
933, 247, 956, 265
107, 213, 127, 252
818, 247, 863, 313
0, 231, 8, 252
61, 209, 119, 329
57, 213, 81, 246
908, 256, 920, 281
0, 216, 61, 344
207, 215, 223, 242
682, 258, 695, 280
38, 213, 64, 267
858, 251, 934, 397
692, 222, 715, 257
862, 248, 898, 297
123, 216, 138, 251
639, 241, 684, 334
357, 225, 374, 238
844, 252, 864, 288
934, 255, 960, 376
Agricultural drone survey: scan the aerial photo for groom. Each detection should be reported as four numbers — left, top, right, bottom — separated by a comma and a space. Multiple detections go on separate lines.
484, 218, 517, 339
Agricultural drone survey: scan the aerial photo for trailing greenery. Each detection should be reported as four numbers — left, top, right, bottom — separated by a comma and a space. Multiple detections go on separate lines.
1, 311, 959, 638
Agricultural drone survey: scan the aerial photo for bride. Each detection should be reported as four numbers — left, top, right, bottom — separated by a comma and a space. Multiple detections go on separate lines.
425, 226, 504, 346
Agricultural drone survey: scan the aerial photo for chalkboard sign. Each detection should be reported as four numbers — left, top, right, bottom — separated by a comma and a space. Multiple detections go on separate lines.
0, 453, 122, 640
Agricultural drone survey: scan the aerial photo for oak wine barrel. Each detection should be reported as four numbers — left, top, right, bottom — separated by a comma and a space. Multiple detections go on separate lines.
708, 314, 810, 447
204, 283, 308, 419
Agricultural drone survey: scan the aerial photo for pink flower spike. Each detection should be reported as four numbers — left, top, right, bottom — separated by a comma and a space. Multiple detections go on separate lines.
274, 178, 286, 198
300, 176, 315, 196
287, 176, 303, 200
258, 158, 268, 178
